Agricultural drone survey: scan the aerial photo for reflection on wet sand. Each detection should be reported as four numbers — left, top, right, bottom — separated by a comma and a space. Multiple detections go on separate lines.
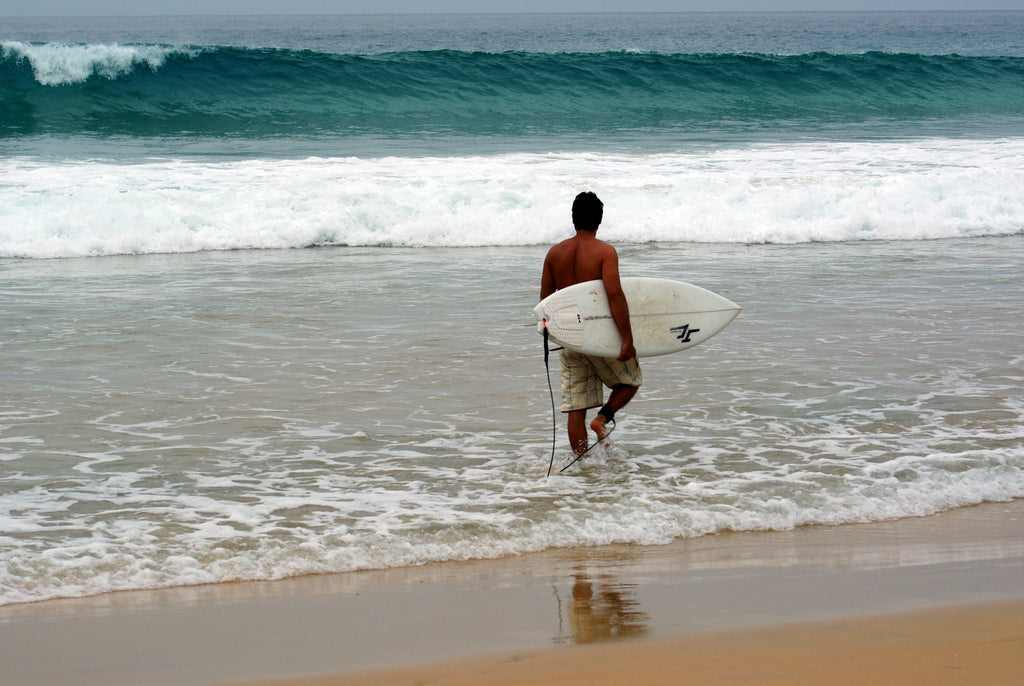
556, 570, 650, 644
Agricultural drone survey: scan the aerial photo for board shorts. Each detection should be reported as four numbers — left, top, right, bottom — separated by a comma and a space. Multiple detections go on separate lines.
559, 349, 642, 413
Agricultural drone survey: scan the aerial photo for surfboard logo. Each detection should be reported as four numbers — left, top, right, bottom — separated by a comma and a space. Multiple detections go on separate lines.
670, 324, 700, 343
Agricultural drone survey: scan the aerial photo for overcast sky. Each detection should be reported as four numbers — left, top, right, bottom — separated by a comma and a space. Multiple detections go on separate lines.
2, 0, 1023, 16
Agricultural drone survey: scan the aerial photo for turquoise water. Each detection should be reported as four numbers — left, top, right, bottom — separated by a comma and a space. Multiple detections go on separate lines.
3, 12, 1024, 157
3, 47, 1023, 143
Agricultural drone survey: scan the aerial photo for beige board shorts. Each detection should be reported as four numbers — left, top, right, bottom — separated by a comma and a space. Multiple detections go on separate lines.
559, 348, 642, 413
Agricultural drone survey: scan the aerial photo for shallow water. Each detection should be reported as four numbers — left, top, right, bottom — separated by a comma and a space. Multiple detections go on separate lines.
2, 236, 1022, 605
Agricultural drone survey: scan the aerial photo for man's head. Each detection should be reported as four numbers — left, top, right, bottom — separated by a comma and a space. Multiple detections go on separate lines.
572, 191, 603, 232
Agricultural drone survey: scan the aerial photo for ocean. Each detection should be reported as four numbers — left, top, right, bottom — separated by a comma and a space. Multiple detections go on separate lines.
1, 11, 1022, 607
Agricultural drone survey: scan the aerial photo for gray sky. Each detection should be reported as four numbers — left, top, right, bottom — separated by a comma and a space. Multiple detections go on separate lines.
2, 0, 1024, 16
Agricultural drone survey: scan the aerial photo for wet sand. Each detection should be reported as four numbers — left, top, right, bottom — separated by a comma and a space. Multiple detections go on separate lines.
2, 500, 1022, 686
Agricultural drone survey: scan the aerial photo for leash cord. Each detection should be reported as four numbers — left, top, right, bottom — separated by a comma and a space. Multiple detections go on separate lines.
543, 322, 557, 478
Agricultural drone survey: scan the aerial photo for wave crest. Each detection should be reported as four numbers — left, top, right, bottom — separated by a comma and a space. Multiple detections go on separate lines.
1, 41, 189, 85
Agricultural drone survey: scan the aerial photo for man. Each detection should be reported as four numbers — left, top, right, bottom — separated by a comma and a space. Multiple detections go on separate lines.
540, 191, 641, 456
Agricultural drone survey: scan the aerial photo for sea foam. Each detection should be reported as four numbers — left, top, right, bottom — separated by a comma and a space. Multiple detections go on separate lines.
2, 139, 1022, 259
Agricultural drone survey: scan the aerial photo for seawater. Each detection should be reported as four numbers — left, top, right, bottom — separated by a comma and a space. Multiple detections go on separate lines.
1, 12, 1023, 606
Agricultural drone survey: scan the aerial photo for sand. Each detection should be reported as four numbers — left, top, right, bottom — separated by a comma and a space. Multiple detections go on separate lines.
2, 500, 1022, 686
254, 599, 1024, 686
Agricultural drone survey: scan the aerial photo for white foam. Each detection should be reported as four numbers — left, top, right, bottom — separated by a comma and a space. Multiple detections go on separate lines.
2, 138, 1022, 259
3, 421, 1021, 607
1, 41, 186, 86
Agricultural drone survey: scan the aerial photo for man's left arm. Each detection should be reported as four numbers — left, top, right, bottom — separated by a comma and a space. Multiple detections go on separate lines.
540, 254, 556, 300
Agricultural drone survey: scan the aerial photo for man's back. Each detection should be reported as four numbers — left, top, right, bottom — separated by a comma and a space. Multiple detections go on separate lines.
540, 194, 635, 363
541, 232, 618, 295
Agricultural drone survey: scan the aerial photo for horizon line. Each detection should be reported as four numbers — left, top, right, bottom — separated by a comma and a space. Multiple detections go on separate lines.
3, 9, 1022, 19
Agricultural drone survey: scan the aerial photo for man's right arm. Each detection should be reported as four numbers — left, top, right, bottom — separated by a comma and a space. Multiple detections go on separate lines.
601, 248, 637, 362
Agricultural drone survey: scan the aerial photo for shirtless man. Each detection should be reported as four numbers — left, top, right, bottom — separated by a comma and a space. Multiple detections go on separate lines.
540, 192, 641, 456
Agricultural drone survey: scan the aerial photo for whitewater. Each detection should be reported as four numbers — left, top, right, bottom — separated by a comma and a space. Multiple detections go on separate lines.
3, 140, 1024, 258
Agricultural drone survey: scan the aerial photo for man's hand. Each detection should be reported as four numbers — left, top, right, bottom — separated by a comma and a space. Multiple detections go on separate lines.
617, 339, 637, 362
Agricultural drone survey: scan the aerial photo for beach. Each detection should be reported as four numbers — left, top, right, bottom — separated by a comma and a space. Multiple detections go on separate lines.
2, 499, 1022, 685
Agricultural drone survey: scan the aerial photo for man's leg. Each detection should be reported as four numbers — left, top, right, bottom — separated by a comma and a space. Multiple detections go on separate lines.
568, 408, 589, 455
590, 383, 637, 439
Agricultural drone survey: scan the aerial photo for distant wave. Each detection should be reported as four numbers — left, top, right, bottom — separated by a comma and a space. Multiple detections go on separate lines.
3, 43, 1024, 139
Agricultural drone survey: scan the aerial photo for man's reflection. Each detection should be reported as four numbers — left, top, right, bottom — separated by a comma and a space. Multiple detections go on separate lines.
562, 571, 649, 643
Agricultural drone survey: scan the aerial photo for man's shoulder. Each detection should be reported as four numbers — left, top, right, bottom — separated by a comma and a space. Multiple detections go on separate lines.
591, 237, 618, 257
545, 236, 575, 255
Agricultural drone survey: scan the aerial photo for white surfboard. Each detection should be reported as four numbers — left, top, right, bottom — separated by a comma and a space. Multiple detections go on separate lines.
534, 277, 740, 358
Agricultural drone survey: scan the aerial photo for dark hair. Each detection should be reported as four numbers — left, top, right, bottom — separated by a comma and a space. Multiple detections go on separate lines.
572, 191, 603, 231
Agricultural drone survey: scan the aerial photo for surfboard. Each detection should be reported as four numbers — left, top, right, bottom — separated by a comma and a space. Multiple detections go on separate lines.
533, 277, 741, 358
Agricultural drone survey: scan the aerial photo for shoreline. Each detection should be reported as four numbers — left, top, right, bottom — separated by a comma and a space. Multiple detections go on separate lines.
2, 499, 1023, 685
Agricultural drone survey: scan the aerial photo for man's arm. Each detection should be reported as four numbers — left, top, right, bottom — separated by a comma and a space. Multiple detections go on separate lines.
601, 248, 637, 361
